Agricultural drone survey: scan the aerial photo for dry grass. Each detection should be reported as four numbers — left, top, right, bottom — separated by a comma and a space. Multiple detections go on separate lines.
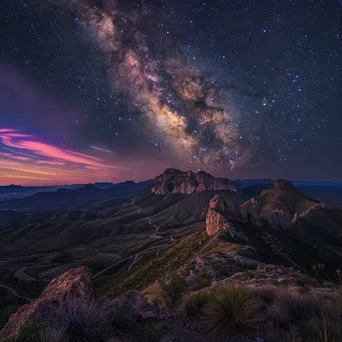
47, 297, 110, 341
179, 283, 342, 340
201, 285, 264, 335
182, 291, 211, 317
40, 326, 67, 342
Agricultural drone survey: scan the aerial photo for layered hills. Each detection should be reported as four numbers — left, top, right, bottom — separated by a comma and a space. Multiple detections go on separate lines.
1, 169, 342, 340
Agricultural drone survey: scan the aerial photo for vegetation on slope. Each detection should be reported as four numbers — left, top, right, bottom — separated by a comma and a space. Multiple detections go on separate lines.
98, 230, 245, 299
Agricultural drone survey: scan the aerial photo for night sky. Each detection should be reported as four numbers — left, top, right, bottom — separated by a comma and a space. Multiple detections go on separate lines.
0, 0, 341, 185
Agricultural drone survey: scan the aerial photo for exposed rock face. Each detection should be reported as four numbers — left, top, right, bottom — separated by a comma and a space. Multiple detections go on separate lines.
0, 266, 93, 340
152, 168, 238, 195
275, 179, 295, 189
0, 266, 156, 340
240, 179, 320, 229
206, 208, 226, 236
260, 210, 293, 230
206, 194, 248, 239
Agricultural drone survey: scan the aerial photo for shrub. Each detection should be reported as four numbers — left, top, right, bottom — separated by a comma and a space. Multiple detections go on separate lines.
267, 292, 320, 331
111, 301, 162, 342
301, 318, 342, 342
111, 301, 137, 335
202, 285, 263, 335
40, 326, 66, 342
158, 275, 187, 305
47, 297, 110, 342
250, 285, 276, 304
16, 324, 43, 342
182, 291, 211, 317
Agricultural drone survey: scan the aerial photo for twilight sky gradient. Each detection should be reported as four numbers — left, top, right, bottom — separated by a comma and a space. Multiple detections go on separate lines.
0, 0, 341, 185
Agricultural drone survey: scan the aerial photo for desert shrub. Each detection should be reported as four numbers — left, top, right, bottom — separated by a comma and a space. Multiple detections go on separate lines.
111, 301, 137, 335
250, 285, 276, 304
47, 297, 110, 342
301, 318, 342, 342
190, 271, 213, 292
286, 294, 320, 323
110, 301, 162, 342
202, 285, 263, 335
182, 291, 211, 317
269, 292, 320, 329
158, 275, 187, 305
264, 322, 302, 342
40, 326, 66, 342
16, 324, 43, 342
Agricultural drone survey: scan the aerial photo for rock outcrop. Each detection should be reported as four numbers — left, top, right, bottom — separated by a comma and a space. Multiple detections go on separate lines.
205, 179, 324, 234
206, 208, 226, 236
206, 194, 235, 236
206, 194, 248, 240
0, 266, 155, 340
240, 179, 320, 229
152, 168, 238, 195
274, 179, 295, 189
0, 266, 93, 340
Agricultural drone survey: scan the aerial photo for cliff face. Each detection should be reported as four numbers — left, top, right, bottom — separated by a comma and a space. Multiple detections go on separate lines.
151, 168, 238, 195
206, 179, 323, 234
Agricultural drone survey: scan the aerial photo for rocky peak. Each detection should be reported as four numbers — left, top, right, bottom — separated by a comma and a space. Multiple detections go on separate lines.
152, 168, 238, 195
274, 179, 295, 189
0, 266, 155, 341
206, 194, 245, 238
209, 194, 226, 211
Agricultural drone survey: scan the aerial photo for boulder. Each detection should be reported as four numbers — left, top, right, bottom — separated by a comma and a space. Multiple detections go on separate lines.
0, 266, 93, 340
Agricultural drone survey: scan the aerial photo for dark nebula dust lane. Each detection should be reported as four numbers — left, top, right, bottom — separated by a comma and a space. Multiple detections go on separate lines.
0, 0, 341, 185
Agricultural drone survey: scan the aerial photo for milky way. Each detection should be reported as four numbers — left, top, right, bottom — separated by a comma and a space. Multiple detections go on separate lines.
1, 0, 342, 184
68, 0, 250, 170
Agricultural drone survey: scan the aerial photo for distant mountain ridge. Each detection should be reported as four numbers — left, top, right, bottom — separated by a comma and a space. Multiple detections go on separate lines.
0, 180, 153, 213
152, 168, 238, 195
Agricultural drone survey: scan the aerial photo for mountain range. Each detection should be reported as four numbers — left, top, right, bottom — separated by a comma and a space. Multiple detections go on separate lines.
1, 169, 342, 341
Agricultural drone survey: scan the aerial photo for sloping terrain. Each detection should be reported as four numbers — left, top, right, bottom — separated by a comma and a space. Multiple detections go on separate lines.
1, 170, 342, 339
0, 180, 152, 213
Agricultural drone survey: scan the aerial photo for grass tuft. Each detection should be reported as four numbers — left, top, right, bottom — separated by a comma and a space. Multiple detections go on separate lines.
202, 285, 263, 335
182, 291, 211, 317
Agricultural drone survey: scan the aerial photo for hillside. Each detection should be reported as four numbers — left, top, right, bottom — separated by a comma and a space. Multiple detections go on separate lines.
1, 170, 342, 341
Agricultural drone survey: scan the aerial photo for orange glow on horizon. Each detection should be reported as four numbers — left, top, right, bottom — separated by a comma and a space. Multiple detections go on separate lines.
0, 128, 128, 186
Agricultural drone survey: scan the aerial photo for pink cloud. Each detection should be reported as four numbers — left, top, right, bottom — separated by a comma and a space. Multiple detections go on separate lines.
36, 160, 66, 166
0, 129, 126, 169
0, 128, 144, 185
0, 152, 31, 161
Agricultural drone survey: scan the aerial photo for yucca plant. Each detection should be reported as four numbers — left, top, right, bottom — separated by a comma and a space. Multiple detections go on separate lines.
301, 317, 342, 342
183, 291, 211, 317
202, 285, 263, 335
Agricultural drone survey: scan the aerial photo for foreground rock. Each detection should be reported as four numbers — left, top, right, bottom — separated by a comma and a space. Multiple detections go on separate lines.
0, 266, 93, 340
152, 168, 238, 195
0, 266, 155, 340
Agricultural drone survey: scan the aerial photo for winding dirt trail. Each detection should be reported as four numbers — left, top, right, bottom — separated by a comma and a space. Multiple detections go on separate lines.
128, 253, 142, 271
131, 198, 162, 238
14, 267, 38, 283
93, 257, 130, 279
0, 283, 33, 303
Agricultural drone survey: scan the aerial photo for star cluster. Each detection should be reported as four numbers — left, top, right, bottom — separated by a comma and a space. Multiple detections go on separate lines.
0, 0, 341, 184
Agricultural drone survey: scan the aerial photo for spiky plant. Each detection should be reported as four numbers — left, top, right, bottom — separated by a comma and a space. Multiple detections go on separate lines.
202, 285, 263, 335
301, 318, 342, 342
